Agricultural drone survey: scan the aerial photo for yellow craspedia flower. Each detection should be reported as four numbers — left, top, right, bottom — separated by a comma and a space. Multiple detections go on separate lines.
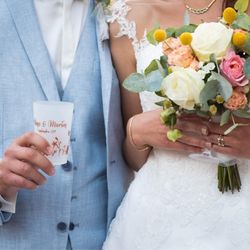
216, 95, 224, 104
179, 32, 193, 45
153, 29, 167, 43
168, 67, 173, 74
223, 7, 237, 25
163, 99, 172, 109
209, 105, 217, 115
232, 31, 247, 47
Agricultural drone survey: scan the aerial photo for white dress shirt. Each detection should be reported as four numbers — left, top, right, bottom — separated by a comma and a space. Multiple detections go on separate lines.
34, 0, 88, 88
0, 0, 88, 213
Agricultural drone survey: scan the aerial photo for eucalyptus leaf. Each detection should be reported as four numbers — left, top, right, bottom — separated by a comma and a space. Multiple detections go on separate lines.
244, 57, 250, 79
123, 73, 147, 93
233, 12, 250, 31
211, 72, 233, 101
155, 89, 167, 97
233, 109, 250, 118
200, 80, 218, 110
242, 33, 250, 55
146, 27, 159, 45
220, 110, 231, 126
234, 0, 249, 13
160, 55, 168, 74
175, 24, 197, 37
145, 70, 164, 92
123, 70, 163, 93
144, 60, 158, 76
155, 100, 165, 107
166, 27, 176, 37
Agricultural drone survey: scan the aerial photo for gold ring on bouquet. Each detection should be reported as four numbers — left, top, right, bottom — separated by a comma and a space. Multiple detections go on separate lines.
217, 135, 225, 147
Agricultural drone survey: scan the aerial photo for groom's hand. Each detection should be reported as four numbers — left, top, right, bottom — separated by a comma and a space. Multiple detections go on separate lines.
0, 132, 55, 199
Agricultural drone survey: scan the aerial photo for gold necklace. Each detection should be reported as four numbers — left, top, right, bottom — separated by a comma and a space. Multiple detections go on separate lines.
184, 0, 217, 15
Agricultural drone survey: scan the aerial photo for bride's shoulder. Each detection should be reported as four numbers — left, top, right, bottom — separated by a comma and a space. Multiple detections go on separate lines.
108, 0, 159, 41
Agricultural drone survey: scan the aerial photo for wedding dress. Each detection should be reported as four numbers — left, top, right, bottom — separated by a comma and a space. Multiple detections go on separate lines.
103, 1, 250, 249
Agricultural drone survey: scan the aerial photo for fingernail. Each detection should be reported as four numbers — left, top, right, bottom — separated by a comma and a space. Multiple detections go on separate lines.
201, 127, 209, 136
46, 146, 54, 155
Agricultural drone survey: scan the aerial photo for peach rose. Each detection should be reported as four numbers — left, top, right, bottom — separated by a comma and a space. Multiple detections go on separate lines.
162, 38, 199, 69
224, 90, 248, 110
220, 51, 249, 87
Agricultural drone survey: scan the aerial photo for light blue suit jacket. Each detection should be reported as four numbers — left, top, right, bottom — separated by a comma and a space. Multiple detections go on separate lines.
0, 0, 133, 249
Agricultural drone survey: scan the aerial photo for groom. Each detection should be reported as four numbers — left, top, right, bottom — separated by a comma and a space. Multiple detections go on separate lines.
0, 0, 133, 249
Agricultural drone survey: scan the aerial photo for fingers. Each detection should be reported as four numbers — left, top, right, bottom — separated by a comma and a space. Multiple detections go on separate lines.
165, 141, 203, 153
211, 144, 240, 157
4, 146, 55, 176
15, 132, 53, 155
207, 134, 240, 148
177, 133, 208, 148
8, 159, 47, 186
176, 119, 209, 136
0, 169, 38, 190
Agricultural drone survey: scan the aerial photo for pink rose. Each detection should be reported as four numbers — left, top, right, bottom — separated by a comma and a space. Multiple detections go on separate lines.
220, 51, 249, 87
224, 90, 248, 110
162, 38, 199, 69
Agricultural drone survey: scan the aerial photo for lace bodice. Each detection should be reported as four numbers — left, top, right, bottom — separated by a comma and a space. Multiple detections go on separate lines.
104, 2, 250, 250
107, 0, 164, 111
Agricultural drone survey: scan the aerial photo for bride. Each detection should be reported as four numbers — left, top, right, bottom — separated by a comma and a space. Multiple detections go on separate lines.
103, 0, 250, 249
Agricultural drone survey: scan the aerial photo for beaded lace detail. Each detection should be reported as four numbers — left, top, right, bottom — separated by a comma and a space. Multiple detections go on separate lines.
106, 0, 148, 56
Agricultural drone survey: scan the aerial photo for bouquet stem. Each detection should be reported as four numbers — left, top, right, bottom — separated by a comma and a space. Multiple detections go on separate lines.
217, 162, 241, 193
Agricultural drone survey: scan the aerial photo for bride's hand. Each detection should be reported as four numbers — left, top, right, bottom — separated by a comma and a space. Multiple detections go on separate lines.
130, 110, 211, 153
180, 115, 250, 159
202, 116, 250, 159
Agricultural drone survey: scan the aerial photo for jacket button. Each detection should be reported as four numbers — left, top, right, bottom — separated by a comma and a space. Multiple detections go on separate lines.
57, 222, 67, 232
61, 161, 72, 172
70, 138, 76, 142
69, 222, 75, 231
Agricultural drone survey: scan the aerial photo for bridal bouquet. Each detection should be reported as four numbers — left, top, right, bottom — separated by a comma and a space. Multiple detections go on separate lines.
123, 0, 250, 193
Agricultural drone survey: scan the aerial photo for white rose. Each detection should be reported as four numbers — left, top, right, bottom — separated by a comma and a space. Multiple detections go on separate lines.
191, 22, 233, 62
162, 67, 205, 110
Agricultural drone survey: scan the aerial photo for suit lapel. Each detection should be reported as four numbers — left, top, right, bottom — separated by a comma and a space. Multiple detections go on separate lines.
5, 0, 60, 101
95, 4, 113, 130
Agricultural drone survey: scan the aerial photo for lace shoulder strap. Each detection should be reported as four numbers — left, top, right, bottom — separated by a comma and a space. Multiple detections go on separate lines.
106, 0, 148, 54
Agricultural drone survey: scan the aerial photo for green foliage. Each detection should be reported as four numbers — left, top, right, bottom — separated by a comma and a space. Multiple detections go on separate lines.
232, 12, 250, 31
146, 26, 160, 45
175, 24, 197, 37
160, 108, 177, 127
123, 71, 163, 93
220, 110, 231, 126
244, 57, 250, 78
200, 73, 233, 111
160, 56, 168, 75
233, 109, 250, 118
165, 28, 176, 37
144, 60, 158, 76
234, 0, 249, 13
167, 129, 182, 142
241, 33, 250, 55
144, 56, 168, 77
